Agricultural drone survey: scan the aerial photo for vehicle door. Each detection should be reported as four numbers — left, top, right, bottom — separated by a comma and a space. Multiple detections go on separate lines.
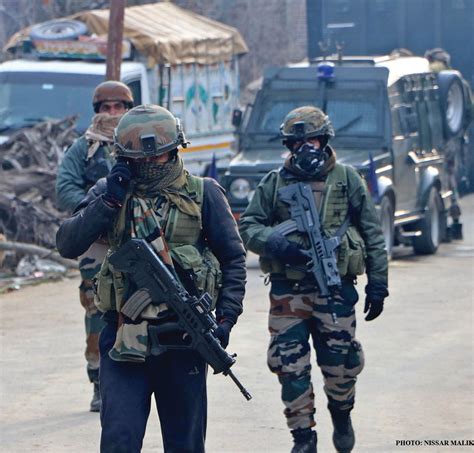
390, 76, 424, 214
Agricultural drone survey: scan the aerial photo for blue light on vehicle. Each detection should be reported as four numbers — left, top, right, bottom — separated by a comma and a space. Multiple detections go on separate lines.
317, 62, 335, 81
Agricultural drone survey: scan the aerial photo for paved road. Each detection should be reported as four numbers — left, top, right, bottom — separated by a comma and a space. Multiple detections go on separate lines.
1, 194, 473, 452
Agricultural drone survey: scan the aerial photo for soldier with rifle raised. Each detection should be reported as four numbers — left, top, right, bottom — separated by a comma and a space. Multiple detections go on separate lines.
56, 104, 247, 452
239, 106, 389, 453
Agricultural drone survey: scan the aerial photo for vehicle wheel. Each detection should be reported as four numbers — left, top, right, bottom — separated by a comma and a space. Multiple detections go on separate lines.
29, 20, 88, 41
436, 71, 467, 138
412, 187, 443, 255
379, 196, 394, 260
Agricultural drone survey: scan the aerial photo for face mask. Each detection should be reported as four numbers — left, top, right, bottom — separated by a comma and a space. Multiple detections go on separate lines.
293, 143, 326, 174
131, 157, 172, 181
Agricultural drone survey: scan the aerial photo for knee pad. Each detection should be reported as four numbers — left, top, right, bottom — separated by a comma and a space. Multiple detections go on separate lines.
344, 340, 365, 378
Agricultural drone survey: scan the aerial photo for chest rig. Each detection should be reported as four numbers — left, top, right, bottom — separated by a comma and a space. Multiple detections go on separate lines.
261, 164, 366, 279
94, 174, 222, 314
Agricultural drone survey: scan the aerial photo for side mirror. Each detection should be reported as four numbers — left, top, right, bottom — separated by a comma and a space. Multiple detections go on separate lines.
232, 108, 243, 128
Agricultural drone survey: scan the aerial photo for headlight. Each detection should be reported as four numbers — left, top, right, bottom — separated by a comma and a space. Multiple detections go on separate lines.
229, 178, 251, 200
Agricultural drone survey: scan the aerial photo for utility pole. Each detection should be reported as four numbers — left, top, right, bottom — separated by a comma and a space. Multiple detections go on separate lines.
105, 0, 125, 81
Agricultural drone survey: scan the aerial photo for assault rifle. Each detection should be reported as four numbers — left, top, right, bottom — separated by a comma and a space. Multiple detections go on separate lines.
109, 238, 252, 401
277, 182, 349, 323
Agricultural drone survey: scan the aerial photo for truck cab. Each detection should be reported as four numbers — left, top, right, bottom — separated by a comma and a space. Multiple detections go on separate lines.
0, 59, 148, 142
222, 55, 472, 256
1, 4, 249, 177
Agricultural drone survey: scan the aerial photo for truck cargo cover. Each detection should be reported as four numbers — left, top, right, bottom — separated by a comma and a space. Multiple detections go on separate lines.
5, 2, 248, 66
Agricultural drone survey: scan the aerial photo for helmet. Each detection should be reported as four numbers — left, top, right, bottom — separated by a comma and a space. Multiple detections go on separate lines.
280, 106, 335, 146
92, 81, 134, 113
114, 104, 188, 159
424, 48, 451, 67
390, 48, 414, 57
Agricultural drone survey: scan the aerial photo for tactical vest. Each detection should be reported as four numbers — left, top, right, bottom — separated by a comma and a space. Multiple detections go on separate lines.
94, 174, 222, 314
260, 164, 366, 280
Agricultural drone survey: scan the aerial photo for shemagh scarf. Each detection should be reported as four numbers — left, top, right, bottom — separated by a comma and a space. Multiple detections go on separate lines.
84, 113, 121, 158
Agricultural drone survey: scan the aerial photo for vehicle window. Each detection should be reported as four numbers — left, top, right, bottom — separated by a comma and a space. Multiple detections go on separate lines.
426, 97, 444, 149
248, 89, 321, 135
0, 72, 103, 133
126, 79, 142, 106
415, 98, 433, 153
326, 90, 383, 137
257, 99, 322, 133
249, 88, 383, 140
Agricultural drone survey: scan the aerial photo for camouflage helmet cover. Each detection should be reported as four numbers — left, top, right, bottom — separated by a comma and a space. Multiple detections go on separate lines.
114, 104, 188, 158
92, 80, 134, 112
280, 106, 335, 143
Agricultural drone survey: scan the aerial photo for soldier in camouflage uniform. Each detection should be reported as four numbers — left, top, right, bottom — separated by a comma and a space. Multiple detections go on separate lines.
56, 81, 134, 412
240, 106, 389, 453
424, 47, 451, 73
56, 105, 246, 452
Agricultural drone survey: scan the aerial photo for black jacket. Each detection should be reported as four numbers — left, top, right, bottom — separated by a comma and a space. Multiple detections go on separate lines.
56, 178, 246, 324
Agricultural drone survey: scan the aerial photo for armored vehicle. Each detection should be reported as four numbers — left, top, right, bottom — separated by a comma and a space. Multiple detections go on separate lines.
222, 55, 472, 257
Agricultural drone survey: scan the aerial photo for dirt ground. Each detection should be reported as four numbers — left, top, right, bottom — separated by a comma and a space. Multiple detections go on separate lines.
1, 194, 473, 452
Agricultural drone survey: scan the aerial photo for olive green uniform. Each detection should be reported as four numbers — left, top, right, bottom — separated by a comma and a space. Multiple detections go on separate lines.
56, 136, 113, 384
239, 157, 388, 430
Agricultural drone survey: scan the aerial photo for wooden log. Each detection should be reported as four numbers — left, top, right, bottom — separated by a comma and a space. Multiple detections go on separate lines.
0, 240, 78, 269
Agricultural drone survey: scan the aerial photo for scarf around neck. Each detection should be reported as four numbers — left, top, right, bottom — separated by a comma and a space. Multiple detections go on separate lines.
85, 113, 122, 143
85, 113, 122, 159
132, 155, 201, 220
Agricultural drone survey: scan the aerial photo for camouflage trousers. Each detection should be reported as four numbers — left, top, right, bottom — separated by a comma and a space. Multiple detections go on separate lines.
267, 279, 364, 430
79, 242, 108, 383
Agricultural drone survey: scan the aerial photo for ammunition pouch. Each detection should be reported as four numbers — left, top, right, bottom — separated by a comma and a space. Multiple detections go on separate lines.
93, 250, 127, 313
335, 226, 366, 277
170, 244, 222, 309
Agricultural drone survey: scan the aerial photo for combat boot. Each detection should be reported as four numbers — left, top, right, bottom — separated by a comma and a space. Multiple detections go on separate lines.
450, 221, 463, 240
90, 382, 101, 412
290, 427, 317, 453
329, 408, 355, 453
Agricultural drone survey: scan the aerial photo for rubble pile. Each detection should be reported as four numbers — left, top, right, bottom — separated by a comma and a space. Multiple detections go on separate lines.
0, 116, 77, 172
0, 117, 78, 279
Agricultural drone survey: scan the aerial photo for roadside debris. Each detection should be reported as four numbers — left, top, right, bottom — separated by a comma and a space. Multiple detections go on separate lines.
0, 117, 79, 287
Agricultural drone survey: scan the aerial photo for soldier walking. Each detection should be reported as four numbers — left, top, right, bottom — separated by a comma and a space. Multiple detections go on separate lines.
56, 81, 134, 411
56, 105, 246, 452
239, 106, 389, 453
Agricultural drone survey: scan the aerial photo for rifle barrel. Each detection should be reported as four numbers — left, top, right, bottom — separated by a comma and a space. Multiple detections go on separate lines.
227, 369, 252, 401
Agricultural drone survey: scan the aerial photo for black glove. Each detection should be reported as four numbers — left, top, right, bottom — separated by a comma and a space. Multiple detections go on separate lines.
215, 319, 234, 349
103, 161, 132, 206
265, 231, 309, 265
364, 281, 389, 321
